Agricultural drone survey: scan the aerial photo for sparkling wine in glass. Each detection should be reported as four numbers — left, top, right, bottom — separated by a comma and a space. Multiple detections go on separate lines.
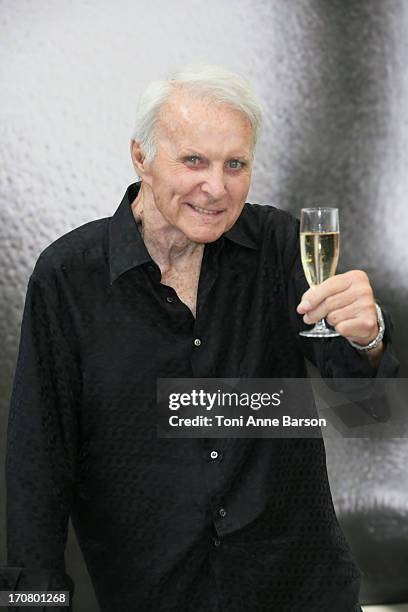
299, 208, 340, 338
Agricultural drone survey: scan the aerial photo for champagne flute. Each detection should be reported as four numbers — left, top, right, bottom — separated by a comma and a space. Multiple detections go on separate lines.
299, 207, 340, 337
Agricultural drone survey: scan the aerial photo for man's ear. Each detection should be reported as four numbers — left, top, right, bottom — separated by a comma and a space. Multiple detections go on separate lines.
130, 140, 150, 178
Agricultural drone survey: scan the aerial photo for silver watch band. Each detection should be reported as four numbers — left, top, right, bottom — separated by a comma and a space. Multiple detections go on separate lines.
348, 303, 385, 353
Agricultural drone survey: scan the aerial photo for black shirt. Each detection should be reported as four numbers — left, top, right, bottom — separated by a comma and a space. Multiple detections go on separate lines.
2, 183, 399, 611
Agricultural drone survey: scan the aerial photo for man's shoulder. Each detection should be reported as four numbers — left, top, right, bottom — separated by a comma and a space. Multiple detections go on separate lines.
32, 215, 110, 284
243, 202, 298, 225
235, 202, 299, 246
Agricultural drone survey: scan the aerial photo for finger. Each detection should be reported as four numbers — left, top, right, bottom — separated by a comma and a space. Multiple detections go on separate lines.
297, 270, 370, 314
304, 298, 360, 325
297, 274, 352, 313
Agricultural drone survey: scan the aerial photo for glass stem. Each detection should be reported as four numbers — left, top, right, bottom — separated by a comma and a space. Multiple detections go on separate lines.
315, 318, 328, 331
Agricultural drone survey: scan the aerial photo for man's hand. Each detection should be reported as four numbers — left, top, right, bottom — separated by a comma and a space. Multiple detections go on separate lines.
297, 270, 383, 362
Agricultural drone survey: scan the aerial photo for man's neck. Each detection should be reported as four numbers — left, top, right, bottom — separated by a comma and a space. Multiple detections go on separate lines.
131, 182, 204, 272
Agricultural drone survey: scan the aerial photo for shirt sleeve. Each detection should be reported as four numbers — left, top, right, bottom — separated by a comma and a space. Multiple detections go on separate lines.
0, 263, 79, 610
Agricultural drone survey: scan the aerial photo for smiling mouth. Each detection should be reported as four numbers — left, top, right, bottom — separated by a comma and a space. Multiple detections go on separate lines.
186, 203, 224, 216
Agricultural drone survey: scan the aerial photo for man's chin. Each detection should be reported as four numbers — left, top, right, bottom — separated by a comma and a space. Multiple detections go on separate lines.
184, 227, 224, 244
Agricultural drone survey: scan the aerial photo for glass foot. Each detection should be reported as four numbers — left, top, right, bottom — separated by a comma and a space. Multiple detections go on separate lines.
299, 328, 340, 338
299, 317, 340, 338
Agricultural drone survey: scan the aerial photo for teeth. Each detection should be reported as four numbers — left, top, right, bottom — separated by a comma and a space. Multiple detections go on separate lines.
189, 204, 221, 215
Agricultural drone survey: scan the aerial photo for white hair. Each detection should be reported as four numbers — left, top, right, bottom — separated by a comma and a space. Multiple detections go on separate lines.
131, 64, 263, 163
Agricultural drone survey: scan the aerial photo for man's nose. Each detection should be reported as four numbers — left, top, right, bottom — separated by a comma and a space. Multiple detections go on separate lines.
201, 166, 227, 200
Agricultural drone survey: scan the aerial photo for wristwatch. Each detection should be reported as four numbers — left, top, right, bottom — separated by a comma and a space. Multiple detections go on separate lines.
348, 303, 385, 353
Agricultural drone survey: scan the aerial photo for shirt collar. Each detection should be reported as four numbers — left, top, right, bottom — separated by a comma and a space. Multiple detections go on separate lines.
108, 182, 259, 284
108, 182, 151, 284
224, 205, 259, 251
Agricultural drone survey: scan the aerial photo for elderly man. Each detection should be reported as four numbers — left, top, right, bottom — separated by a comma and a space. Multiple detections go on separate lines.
1, 65, 399, 612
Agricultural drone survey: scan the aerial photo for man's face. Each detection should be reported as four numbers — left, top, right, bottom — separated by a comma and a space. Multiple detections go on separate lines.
138, 93, 254, 243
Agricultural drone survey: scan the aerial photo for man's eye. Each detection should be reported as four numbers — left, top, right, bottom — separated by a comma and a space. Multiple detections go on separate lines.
185, 156, 201, 165
228, 159, 244, 169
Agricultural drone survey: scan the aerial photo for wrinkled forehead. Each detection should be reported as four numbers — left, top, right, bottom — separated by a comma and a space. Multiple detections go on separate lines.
155, 92, 254, 154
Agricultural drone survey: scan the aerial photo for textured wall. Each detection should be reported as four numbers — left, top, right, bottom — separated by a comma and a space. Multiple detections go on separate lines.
1, 1, 407, 609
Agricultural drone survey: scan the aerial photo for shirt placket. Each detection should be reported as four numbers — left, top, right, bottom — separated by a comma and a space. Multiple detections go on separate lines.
190, 239, 234, 558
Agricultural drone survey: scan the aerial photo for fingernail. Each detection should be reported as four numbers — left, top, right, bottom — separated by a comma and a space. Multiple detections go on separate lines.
299, 300, 311, 311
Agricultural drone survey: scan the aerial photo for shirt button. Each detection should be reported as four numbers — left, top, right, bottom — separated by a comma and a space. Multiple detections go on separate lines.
219, 508, 227, 518
213, 538, 221, 547
194, 338, 201, 347
210, 450, 219, 460
166, 296, 175, 303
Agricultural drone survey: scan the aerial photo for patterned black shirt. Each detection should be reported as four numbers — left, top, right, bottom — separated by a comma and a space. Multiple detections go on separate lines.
1, 183, 399, 611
